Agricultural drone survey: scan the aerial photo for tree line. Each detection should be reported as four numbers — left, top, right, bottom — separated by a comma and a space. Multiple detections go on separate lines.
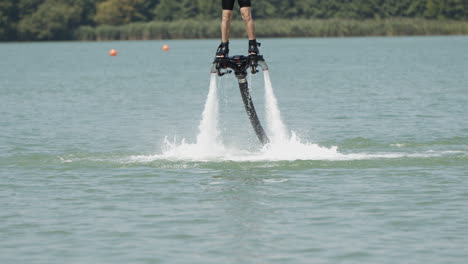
1, 0, 467, 41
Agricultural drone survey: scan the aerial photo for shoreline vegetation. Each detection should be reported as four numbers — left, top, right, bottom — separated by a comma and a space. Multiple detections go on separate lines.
76, 18, 468, 41
2, 1, 468, 41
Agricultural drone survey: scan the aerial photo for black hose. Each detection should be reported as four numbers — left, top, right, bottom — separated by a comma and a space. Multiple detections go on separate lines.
237, 77, 270, 145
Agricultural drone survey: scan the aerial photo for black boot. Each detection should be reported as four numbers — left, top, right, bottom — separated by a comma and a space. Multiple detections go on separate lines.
216, 42, 229, 58
248, 39, 261, 55
248, 40, 261, 74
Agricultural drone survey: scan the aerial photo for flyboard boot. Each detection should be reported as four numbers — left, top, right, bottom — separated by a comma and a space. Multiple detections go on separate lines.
216, 42, 229, 58
248, 39, 261, 73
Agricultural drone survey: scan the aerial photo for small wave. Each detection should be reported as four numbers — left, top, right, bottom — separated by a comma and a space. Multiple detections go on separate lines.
58, 156, 73, 163
263, 179, 289, 183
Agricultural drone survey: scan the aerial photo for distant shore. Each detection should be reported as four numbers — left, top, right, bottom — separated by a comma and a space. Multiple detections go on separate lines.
73, 18, 468, 41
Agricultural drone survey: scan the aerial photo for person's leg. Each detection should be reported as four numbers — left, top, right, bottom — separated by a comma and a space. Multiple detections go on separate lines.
221, 10, 233, 43
217, 0, 235, 57
240, 7, 255, 41
239, 1, 260, 55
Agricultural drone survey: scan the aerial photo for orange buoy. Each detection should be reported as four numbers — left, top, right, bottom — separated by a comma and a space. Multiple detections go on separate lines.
109, 49, 117, 56
162, 45, 170, 51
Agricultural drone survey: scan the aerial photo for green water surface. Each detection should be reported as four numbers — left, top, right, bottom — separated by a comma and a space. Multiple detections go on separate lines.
1, 36, 468, 263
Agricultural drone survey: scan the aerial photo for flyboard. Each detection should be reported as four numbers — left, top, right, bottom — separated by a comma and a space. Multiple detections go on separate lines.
211, 55, 270, 145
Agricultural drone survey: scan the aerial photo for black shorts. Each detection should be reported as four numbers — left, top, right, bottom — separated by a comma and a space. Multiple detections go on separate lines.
222, 0, 251, 10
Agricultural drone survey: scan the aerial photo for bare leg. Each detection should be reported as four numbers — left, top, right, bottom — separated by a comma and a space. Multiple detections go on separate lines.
221, 10, 233, 43
240, 7, 255, 40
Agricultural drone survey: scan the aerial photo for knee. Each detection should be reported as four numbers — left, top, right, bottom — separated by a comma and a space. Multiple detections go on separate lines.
222, 11, 233, 22
241, 9, 252, 22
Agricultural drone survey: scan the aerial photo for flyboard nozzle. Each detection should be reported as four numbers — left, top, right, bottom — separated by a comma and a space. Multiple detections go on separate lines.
235, 72, 247, 81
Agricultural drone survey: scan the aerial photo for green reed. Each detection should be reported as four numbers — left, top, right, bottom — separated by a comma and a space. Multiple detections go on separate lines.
75, 18, 468, 41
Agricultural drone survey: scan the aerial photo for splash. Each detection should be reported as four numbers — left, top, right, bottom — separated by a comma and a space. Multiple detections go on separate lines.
135, 71, 457, 162
137, 71, 347, 161
263, 70, 289, 143
196, 73, 223, 149
174, 73, 225, 160
248, 70, 347, 161
144, 73, 226, 161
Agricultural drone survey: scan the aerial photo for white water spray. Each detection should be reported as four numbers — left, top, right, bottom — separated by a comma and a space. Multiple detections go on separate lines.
196, 73, 222, 148
127, 69, 456, 162
263, 70, 289, 143
148, 73, 226, 160
144, 68, 348, 161
256, 70, 346, 160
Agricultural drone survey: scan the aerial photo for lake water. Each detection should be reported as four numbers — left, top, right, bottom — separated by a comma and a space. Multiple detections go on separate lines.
1, 36, 467, 264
